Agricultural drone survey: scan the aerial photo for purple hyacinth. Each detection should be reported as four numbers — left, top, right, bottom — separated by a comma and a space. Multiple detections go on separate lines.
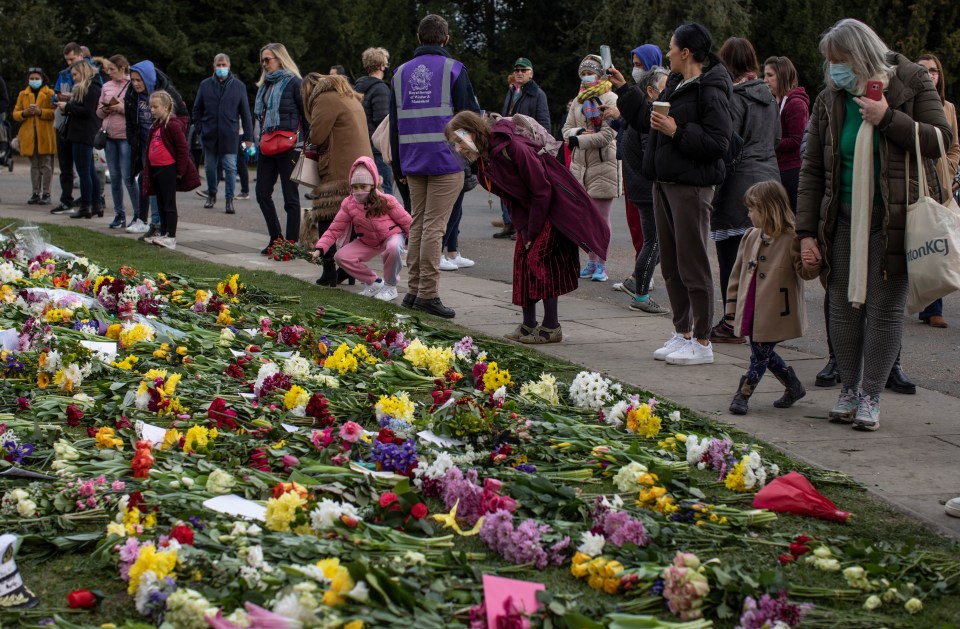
479, 509, 570, 569
736, 591, 812, 629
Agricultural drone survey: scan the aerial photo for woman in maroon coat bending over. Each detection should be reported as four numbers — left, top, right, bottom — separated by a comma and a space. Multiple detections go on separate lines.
444, 111, 611, 344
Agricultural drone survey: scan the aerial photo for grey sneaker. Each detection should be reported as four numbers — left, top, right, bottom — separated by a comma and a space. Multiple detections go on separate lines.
852, 394, 880, 431
829, 388, 859, 424
613, 277, 637, 296
629, 297, 670, 315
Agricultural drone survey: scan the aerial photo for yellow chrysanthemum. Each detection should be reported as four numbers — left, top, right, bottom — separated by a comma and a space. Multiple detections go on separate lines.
376, 392, 415, 422
724, 457, 748, 492
119, 323, 154, 348
626, 404, 661, 438
127, 545, 177, 594
106, 324, 122, 340
482, 362, 513, 393
265, 491, 306, 532
324, 343, 358, 374
351, 344, 377, 365
403, 338, 455, 377
284, 385, 310, 410
183, 425, 214, 453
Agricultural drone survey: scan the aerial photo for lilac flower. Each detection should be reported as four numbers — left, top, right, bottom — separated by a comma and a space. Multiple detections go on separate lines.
441, 467, 485, 525
706, 437, 737, 477
736, 591, 812, 629
118, 538, 144, 581
602, 510, 649, 547
479, 509, 570, 569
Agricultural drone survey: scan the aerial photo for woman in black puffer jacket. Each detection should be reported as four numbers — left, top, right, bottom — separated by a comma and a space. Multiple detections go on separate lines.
642, 23, 733, 366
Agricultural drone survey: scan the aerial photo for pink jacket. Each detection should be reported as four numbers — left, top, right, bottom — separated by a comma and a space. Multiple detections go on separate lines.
315, 156, 412, 252
97, 78, 132, 140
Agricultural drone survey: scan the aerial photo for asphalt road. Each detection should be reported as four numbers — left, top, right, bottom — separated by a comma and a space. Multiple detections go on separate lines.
2, 159, 957, 397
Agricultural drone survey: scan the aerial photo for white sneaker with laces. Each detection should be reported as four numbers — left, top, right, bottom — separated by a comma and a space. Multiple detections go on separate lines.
374, 284, 399, 301
449, 253, 475, 268
666, 340, 714, 365
143, 235, 159, 245
439, 256, 458, 271
126, 219, 149, 233
653, 332, 688, 361
360, 279, 384, 296
154, 236, 176, 250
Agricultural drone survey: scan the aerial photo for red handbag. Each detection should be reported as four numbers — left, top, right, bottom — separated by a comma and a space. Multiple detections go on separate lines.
260, 129, 298, 156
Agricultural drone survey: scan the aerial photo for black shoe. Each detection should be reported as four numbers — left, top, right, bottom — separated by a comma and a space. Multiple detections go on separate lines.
39, 194, 51, 205
93, 204, 104, 218
336, 268, 355, 286
69, 205, 92, 219
51, 202, 73, 215
261, 238, 279, 255
316, 259, 337, 286
401, 293, 417, 309
729, 377, 754, 415
815, 356, 840, 387
774, 366, 806, 408
710, 318, 745, 344
27, 193, 40, 205
225, 198, 235, 214
886, 354, 916, 394
204, 193, 216, 209
139, 224, 158, 241
412, 297, 455, 318
493, 224, 516, 239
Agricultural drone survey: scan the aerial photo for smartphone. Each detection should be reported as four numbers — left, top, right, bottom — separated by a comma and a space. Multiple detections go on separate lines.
600, 45, 612, 72
865, 80, 883, 101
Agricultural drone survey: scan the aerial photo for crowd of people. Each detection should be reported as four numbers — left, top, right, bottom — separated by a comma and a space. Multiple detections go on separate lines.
1, 16, 959, 445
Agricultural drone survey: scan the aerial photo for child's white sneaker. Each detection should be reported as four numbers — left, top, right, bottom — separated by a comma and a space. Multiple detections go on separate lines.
374, 284, 398, 301
653, 332, 688, 361
439, 256, 458, 271
360, 279, 384, 296
666, 340, 714, 365
153, 236, 176, 250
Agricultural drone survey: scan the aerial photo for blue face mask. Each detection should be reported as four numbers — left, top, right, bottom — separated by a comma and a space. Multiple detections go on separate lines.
29, 79, 43, 90
215, 67, 230, 79
581, 74, 597, 84
829, 63, 857, 92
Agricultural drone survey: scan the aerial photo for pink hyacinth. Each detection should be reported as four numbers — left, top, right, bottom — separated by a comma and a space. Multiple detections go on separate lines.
338, 421, 363, 443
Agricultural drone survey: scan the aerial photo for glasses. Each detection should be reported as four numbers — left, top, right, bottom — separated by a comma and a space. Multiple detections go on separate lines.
261, 57, 276, 64
513, 68, 530, 73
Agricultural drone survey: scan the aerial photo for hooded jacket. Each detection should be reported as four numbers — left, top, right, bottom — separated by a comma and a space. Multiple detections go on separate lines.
192, 73, 253, 156
711, 78, 781, 233
615, 82, 654, 205
776, 86, 810, 171
124, 61, 187, 170
500, 79, 551, 130
354, 75, 391, 144
641, 55, 733, 186
140, 115, 201, 194
315, 156, 411, 252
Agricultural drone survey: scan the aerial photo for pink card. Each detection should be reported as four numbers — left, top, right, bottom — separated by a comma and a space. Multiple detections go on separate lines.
482, 574, 545, 628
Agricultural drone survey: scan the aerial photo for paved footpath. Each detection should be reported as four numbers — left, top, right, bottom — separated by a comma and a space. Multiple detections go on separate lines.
1, 202, 958, 540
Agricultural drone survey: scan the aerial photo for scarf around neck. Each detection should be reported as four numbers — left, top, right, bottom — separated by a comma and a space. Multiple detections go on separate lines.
577, 79, 612, 103
255, 70, 294, 132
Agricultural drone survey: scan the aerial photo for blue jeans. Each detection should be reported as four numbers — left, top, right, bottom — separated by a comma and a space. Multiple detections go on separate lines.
105, 138, 139, 221
919, 299, 943, 320
71, 143, 96, 207
373, 152, 393, 195
500, 200, 512, 225
204, 149, 237, 199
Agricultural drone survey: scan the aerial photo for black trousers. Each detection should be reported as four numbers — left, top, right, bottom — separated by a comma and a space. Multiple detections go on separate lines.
56, 135, 74, 204
151, 164, 178, 238
256, 149, 300, 242
632, 199, 660, 296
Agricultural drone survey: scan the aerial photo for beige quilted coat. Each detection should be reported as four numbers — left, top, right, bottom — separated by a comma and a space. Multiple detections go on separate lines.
562, 90, 621, 199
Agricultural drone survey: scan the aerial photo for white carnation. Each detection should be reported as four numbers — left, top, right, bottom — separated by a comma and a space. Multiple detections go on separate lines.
577, 531, 606, 557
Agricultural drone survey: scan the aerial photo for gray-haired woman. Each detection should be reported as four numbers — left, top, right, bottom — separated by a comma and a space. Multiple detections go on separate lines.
796, 18, 952, 431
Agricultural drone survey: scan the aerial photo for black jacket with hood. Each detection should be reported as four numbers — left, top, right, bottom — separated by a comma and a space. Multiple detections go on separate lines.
642, 54, 733, 186
616, 82, 654, 204
354, 75, 390, 146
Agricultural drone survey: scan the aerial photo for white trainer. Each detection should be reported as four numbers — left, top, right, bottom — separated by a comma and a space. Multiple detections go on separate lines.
360, 279, 384, 297
374, 284, 399, 301
449, 253, 475, 268
126, 219, 149, 233
653, 332, 688, 361
946, 497, 960, 518
439, 256, 458, 271
154, 236, 177, 250
666, 340, 714, 365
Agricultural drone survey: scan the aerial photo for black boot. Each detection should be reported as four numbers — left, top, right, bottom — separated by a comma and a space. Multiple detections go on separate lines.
316, 259, 338, 286
225, 198, 235, 214
886, 350, 916, 394
773, 366, 806, 408
336, 268, 356, 286
204, 192, 216, 209
69, 205, 92, 219
413, 297, 456, 318
729, 377, 756, 415
815, 356, 840, 387
93, 202, 104, 217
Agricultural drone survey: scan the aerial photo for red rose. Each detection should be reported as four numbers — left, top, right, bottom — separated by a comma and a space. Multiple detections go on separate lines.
794, 534, 812, 545
67, 589, 98, 609
410, 503, 428, 519
377, 428, 396, 443
378, 492, 399, 508
170, 524, 195, 545
86, 426, 97, 438
66, 404, 85, 426
789, 542, 811, 557
778, 554, 795, 565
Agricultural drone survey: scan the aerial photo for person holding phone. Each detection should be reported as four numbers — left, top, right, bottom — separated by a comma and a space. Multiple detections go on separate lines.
13, 68, 57, 205
97, 55, 138, 228
796, 19, 951, 431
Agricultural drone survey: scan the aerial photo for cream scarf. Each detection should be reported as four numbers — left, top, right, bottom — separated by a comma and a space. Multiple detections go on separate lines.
848, 75, 891, 308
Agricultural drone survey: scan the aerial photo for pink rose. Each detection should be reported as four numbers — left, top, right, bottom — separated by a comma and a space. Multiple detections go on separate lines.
338, 421, 363, 443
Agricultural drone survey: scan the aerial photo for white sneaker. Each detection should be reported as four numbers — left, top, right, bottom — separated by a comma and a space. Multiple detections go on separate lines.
360, 279, 384, 296
666, 340, 714, 365
126, 219, 149, 233
653, 332, 688, 361
143, 235, 159, 245
439, 256, 458, 271
946, 497, 960, 518
374, 284, 398, 301
449, 253, 475, 268
154, 236, 176, 250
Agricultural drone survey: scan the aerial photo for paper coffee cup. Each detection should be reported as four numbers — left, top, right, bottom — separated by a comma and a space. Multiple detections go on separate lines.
652, 101, 670, 115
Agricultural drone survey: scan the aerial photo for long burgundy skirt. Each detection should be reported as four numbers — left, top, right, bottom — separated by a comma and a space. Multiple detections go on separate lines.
512, 219, 579, 306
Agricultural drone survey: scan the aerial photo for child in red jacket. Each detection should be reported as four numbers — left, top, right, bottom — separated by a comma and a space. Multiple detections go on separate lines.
312, 157, 411, 301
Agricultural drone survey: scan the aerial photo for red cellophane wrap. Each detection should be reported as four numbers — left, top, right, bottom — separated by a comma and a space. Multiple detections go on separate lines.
752, 471, 851, 522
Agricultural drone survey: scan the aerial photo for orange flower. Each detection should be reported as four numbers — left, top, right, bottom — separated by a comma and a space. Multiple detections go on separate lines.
271, 481, 309, 499
119, 265, 138, 279
37, 372, 49, 389
131, 440, 154, 478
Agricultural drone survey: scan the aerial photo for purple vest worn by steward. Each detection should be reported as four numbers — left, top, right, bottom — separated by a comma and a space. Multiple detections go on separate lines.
392, 54, 464, 176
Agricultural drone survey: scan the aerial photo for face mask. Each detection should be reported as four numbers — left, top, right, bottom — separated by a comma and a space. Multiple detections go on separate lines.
581, 74, 597, 84
29, 79, 42, 90
353, 191, 370, 204
829, 63, 857, 92
215, 67, 230, 79
631, 67, 645, 84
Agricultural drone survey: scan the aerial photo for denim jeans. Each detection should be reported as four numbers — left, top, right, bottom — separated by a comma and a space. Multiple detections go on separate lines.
205, 150, 237, 199
500, 199, 512, 225
919, 299, 943, 320
71, 142, 96, 207
373, 152, 393, 195
105, 138, 139, 221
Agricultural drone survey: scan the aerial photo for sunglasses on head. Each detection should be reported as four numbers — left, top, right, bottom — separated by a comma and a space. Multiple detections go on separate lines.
28, 67, 43, 74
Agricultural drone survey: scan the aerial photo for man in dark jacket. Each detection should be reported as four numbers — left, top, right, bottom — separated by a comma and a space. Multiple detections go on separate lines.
493, 57, 552, 238
193, 53, 254, 214
355, 47, 392, 194
50, 42, 84, 214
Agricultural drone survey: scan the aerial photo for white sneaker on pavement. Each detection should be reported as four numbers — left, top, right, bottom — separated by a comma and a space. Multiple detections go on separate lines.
439, 257, 458, 271
126, 219, 149, 233
153, 236, 177, 250
360, 279, 384, 297
374, 284, 399, 301
653, 332, 688, 361
946, 497, 960, 518
666, 340, 714, 365
449, 253, 475, 268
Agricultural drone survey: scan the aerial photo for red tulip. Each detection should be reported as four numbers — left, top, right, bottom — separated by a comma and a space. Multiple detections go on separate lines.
67, 589, 98, 609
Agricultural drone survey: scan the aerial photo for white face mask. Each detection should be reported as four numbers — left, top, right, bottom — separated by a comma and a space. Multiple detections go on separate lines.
632, 67, 645, 84
352, 191, 370, 204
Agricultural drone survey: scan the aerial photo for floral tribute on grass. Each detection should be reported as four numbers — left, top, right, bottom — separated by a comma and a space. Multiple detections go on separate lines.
0, 227, 958, 628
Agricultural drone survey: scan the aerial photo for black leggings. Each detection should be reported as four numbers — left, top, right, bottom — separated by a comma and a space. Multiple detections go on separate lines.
632, 199, 660, 296
256, 150, 300, 242
151, 164, 178, 237
716, 235, 744, 307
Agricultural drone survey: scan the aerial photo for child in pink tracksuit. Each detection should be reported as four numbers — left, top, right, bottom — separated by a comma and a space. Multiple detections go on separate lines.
313, 157, 411, 301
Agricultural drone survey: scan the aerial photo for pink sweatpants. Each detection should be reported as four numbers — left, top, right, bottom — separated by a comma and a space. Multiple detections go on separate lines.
588, 198, 613, 263
334, 234, 405, 286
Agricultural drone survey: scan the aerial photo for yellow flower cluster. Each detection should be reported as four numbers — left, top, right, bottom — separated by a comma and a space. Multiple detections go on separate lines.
0, 285, 16, 303
216, 307, 234, 326
153, 343, 172, 359
284, 385, 310, 410
626, 404, 661, 438
127, 544, 177, 594
403, 338, 454, 377
43, 308, 74, 323
376, 392, 415, 422
106, 323, 121, 340
111, 354, 139, 371
183, 426, 217, 454
325, 343, 358, 374
120, 323, 155, 348
216, 274, 243, 300
724, 456, 748, 492
351, 343, 377, 365
316, 558, 356, 606
571, 552, 624, 594
95, 426, 124, 450
635, 472, 677, 515
265, 490, 309, 533
482, 362, 513, 393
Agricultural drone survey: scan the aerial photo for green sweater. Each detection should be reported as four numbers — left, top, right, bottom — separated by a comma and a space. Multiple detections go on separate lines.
838, 92, 882, 205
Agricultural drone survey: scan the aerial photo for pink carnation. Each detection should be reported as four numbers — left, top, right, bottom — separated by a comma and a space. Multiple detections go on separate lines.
338, 421, 363, 443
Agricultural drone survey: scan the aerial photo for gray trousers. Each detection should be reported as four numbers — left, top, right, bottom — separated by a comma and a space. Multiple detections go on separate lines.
653, 182, 715, 339
29, 154, 54, 194
828, 219, 908, 397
